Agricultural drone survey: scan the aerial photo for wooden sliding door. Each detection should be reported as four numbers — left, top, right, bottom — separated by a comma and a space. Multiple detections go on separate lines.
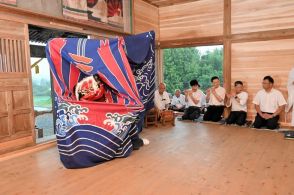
0, 19, 34, 154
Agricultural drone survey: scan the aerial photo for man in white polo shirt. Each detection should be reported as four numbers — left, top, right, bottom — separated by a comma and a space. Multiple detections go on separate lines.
182, 79, 205, 120
154, 83, 170, 111
253, 76, 287, 129
226, 81, 248, 126
203, 76, 226, 122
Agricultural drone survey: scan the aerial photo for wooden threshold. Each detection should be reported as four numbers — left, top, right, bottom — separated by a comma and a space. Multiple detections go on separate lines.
0, 139, 56, 162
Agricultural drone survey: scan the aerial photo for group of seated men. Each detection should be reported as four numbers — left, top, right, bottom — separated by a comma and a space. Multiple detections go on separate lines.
154, 76, 287, 130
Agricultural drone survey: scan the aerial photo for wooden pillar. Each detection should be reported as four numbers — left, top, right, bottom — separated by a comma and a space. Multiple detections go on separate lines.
223, 0, 231, 92
131, 0, 135, 34
24, 24, 36, 144
223, 0, 231, 118
223, 40, 231, 91
155, 48, 163, 86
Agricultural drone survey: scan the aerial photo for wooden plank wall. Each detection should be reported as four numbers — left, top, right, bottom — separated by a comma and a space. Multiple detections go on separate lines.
232, 39, 294, 126
133, 0, 159, 40
232, 0, 294, 34
16, 0, 63, 18
133, 0, 162, 85
159, 0, 223, 42
0, 20, 34, 154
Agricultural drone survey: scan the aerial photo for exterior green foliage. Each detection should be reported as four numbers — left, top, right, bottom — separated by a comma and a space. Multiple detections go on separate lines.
163, 47, 223, 94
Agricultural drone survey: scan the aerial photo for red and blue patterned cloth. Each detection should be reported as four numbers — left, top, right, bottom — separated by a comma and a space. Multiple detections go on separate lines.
46, 31, 155, 168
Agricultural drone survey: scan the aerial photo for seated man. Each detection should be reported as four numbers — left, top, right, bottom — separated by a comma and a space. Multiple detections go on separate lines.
182, 80, 205, 120
226, 81, 248, 126
154, 82, 170, 113
203, 76, 226, 122
253, 76, 286, 130
171, 89, 186, 112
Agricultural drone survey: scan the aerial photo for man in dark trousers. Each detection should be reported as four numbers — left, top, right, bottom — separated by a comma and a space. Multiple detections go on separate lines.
182, 79, 205, 120
226, 81, 248, 126
252, 76, 286, 129
203, 76, 226, 122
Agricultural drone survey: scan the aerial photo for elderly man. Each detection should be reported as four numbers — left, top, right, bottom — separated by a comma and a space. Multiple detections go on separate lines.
171, 89, 186, 112
253, 76, 286, 129
154, 83, 170, 111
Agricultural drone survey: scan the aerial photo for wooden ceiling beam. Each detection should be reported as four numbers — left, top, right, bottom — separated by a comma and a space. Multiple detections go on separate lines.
142, 0, 159, 7
159, 36, 224, 48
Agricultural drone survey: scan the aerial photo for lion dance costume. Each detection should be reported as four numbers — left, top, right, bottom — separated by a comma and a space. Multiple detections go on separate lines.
46, 31, 155, 168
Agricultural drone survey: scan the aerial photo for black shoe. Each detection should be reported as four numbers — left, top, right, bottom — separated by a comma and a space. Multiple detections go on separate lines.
132, 137, 144, 150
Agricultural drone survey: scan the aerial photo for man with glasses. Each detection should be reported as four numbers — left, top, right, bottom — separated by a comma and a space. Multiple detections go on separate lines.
253, 76, 287, 129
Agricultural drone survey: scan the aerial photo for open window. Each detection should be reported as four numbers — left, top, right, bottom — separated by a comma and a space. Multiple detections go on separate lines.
163, 45, 223, 94
29, 25, 87, 143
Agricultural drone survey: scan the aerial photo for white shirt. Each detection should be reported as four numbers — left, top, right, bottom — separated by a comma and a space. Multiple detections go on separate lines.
208, 86, 226, 106
171, 94, 186, 108
186, 90, 205, 107
287, 68, 294, 92
253, 88, 287, 113
154, 90, 170, 110
226, 91, 248, 112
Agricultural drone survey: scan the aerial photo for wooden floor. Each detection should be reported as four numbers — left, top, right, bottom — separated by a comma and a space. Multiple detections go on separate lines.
1, 121, 294, 195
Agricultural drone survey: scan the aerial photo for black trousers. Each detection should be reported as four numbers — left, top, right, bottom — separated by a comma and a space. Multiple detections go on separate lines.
253, 113, 279, 130
226, 111, 247, 126
182, 106, 201, 120
170, 105, 185, 112
203, 105, 224, 122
